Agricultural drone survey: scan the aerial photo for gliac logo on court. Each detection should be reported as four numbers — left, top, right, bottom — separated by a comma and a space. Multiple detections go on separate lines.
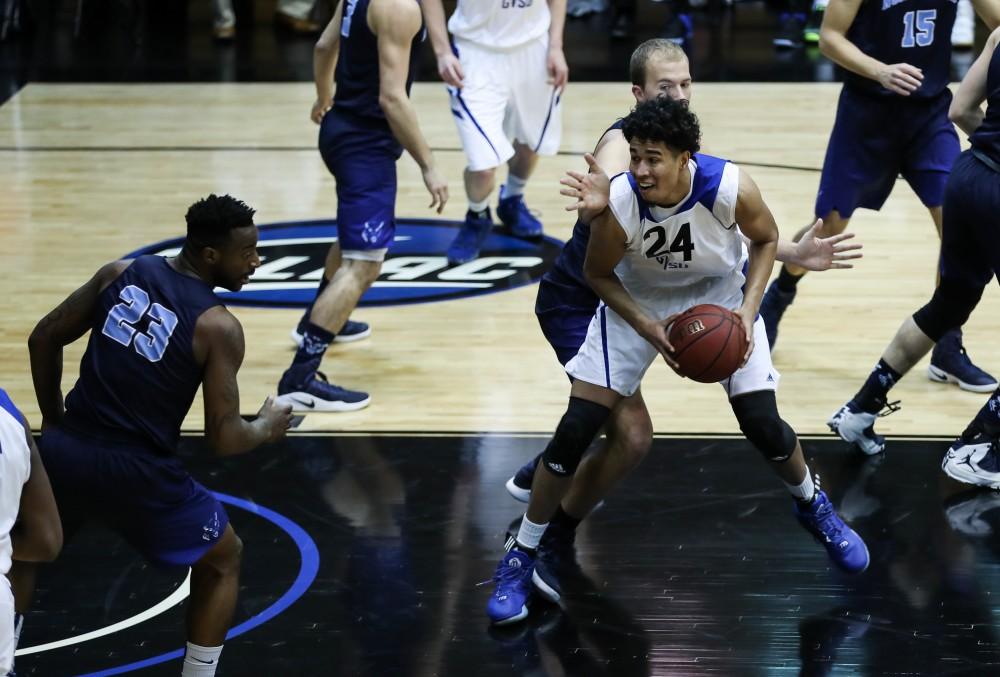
127, 218, 564, 307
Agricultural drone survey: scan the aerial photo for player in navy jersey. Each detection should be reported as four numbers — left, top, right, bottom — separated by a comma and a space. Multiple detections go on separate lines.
279, 0, 449, 413
486, 97, 870, 626
831, 30, 1000, 486
761, 0, 1000, 393
503, 40, 863, 602
7, 195, 293, 677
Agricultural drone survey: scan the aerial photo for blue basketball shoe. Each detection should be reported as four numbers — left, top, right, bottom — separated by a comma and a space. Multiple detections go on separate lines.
291, 317, 371, 348
759, 279, 796, 351
928, 328, 998, 393
447, 209, 494, 265
506, 454, 541, 502
794, 490, 870, 574
497, 186, 544, 238
276, 370, 371, 412
487, 549, 535, 625
827, 401, 886, 456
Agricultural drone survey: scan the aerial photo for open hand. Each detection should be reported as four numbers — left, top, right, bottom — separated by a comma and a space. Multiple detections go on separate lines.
560, 153, 610, 212
793, 219, 863, 271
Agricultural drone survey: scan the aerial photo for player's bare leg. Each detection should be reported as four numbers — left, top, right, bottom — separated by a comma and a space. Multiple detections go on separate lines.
181, 525, 242, 675
277, 258, 378, 411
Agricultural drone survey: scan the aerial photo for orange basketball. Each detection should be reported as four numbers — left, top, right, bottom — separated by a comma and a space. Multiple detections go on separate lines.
667, 304, 748, 383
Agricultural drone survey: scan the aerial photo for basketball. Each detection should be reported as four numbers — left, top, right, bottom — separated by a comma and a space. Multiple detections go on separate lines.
667, 304, 748, 383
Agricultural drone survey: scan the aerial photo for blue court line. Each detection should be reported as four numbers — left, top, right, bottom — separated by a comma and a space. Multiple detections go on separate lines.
76, 492, 320, 676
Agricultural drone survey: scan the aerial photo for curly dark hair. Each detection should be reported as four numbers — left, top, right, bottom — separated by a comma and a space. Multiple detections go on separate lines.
184, 194, 257, 251
621, 96, 701, 155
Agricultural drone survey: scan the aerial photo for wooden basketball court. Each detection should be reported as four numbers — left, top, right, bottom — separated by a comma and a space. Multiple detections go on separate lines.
1, 82, 996, 436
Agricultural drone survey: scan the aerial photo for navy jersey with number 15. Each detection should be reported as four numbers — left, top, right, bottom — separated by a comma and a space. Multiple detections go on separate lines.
62, 256, 221, 454
844, 0, 957, 98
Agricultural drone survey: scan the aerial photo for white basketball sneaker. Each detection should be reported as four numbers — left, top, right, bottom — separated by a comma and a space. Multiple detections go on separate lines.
942, 431, 1000, 490
827, 401, 886, 456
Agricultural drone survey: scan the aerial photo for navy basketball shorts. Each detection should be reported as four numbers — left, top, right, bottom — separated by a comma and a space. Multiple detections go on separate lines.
535, 271, 600, 367
815, 87, 960, 219
939, 150, 1000, 290
319, 109, 403, 258
38, 426, 229, 568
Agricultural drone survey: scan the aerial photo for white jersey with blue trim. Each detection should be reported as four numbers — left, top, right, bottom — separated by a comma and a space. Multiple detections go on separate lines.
607, 154, 747, 319
447, 0, 551, 50
0, 390, 29, 577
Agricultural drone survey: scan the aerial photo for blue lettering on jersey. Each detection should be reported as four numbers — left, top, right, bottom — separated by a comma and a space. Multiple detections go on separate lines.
341, 0, 359, 37
901, 9, 936, 47
101, 285, 180, 363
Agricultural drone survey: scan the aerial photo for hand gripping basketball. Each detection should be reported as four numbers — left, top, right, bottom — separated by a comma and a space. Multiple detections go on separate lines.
667, 305, 750, 383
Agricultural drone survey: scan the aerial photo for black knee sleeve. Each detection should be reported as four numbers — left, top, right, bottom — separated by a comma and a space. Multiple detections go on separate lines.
541, 397, 612, 476
731, 391, 797, 462
912, 278, 984, 341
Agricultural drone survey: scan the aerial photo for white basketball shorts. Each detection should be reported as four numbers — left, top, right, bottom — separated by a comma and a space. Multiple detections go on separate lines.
565, 305, 780, 398
447, 36, 562, 171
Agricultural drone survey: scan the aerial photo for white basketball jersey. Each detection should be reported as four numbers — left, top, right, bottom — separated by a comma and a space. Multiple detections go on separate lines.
0, 391, 29, 577
447, 0, 550, 49
607, 155, 747, 319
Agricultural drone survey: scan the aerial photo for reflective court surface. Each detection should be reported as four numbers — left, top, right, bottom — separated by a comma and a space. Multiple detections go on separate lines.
13, 434, 1000, 676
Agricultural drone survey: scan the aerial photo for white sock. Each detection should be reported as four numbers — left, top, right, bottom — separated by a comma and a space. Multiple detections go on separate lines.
514, 515, 548, 551
812, 0, 828, 10
468, 197, 490, 213
785, 469, 816, 503
182, 642, 223, 677
505, 174, 528, 197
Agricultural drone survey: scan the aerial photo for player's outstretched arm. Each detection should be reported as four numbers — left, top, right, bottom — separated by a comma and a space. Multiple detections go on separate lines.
820, 0, 923, 95
28, 260, 129, 428
198, 308, 292, 457
11, 421, 62, 563
372, 0, 449, 213
950, 28, 1000, 136
311, 1, 345, 124
775, 220, 863, 271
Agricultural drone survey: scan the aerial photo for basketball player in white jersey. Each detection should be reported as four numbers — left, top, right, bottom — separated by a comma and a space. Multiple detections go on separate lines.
421, 0, 569, 264
0, 388, 61, 676
486, 96, 870, 626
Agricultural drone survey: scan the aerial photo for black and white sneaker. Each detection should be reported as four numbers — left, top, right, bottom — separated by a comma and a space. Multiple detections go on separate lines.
942, 430, 1000, 490
276, 371, 371, 412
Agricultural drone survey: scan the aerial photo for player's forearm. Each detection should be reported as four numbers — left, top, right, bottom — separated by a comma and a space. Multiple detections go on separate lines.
547, 0, 567, 47
209, 414, 271, 457
421, 0, 453, 56
819, 28, 886, 83
27, 336, 65, 425
11, 522, 62, 563
741, 240, 778, 314
951, 108, 985, 137
380, 94, 436, 170
774, 239, 801, 266
314, 45, 339, 101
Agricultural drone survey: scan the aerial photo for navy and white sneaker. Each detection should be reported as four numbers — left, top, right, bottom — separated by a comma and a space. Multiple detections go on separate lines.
759, 279, 796, 351
291, 317, 371, 348
487, 549, 534, 625
276, 370, 371, 412
942, 432, 1000, 490
928, 328, 998, 393
506, 455, 541, 502
827, 401, 886, 456
497, 186, 543, 238
447, 209, 494, 265
794, 490, 870, 574
531, 523, 583, 604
